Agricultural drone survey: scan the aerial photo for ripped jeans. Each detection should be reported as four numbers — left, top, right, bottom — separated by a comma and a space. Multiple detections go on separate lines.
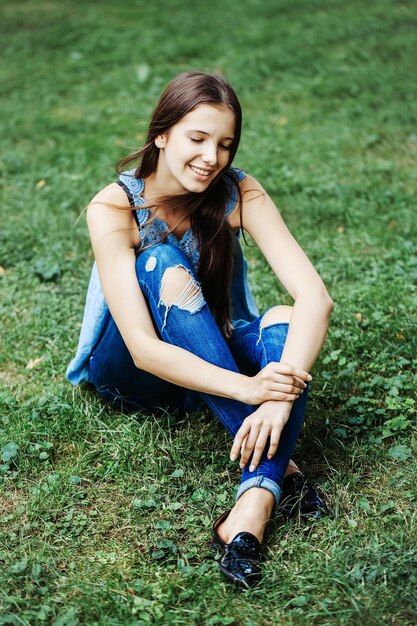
89, 244, 308, 507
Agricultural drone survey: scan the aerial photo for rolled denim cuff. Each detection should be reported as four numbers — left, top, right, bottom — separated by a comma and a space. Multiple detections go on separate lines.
236, 475, 281, 512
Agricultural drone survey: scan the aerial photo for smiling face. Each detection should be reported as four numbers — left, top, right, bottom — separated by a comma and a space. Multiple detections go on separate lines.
153, 104, 236, 194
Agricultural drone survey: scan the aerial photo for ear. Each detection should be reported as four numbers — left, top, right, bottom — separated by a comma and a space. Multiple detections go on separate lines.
154, 134, 166, 149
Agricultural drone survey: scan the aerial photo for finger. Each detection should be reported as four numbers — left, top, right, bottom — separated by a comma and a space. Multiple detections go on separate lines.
248, 428, 270, 472
272, 374, 307, 389
280, 379, 305, 391
270, 371, 307, 389
274, 362, 312, 381
272, 392, 300, 402
240, 435, 248, 456
267, 427, 282, 460
273, 382, 304, 395
240, 424, 261, 468
230, 421, 251, 461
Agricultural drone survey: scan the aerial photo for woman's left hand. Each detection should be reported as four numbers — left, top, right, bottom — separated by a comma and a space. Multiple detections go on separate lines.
229, 400, 293, 472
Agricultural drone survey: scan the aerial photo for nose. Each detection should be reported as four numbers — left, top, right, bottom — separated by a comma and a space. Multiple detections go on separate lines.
201, 141, 217, 166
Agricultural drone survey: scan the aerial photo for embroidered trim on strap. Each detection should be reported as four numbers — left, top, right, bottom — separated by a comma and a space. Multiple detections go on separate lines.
118, 168, 246, 274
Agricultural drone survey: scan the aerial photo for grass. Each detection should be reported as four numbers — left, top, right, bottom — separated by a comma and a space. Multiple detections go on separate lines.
1, 0, 416, 624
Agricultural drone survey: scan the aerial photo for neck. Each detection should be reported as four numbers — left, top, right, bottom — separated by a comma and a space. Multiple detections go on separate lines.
144, 154, 185, 199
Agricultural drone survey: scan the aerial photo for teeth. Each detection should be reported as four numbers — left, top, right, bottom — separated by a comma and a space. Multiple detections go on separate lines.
189, 165, 211, 176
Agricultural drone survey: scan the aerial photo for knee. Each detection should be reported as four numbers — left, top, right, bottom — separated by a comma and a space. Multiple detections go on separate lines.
260, 305, 293, 328
160, 266, 205, 311
136, 243, 188, 275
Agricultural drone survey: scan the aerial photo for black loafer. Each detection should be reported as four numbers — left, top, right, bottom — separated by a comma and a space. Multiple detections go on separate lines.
211, 510, 263, 588
278, 471, 329, 521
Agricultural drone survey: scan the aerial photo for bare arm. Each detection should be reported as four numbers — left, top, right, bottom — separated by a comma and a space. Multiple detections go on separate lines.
229, 174, 334, 373
86, 184, 310, 405
229, 175, 334, 469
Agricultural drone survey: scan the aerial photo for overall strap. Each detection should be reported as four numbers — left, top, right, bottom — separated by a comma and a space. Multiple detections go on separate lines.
117, 170, 148, 228
116, 180, 139, 226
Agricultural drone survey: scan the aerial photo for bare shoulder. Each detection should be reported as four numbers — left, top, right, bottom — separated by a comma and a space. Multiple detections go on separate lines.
87, 182, 140, 247
227, 173, 268, 229
89, 182, 131, 214
240, 173, 268, 203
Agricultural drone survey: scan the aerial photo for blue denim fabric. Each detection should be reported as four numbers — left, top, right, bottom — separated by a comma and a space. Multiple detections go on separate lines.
89, 243, 308, 507
66, 167, 258, 385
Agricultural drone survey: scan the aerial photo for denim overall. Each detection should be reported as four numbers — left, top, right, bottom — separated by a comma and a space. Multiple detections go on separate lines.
66, 168, 308, 506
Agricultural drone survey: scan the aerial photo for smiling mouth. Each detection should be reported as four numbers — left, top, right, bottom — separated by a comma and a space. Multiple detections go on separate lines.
189, 164, 212, 177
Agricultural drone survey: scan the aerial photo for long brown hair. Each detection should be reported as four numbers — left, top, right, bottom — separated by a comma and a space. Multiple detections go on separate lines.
116, 71, 243, 337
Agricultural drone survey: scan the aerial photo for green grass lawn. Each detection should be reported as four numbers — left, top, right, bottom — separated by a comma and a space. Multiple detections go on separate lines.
1, 0, 416, 624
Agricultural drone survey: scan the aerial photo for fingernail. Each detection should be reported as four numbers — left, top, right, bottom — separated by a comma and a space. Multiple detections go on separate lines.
249, 464, 255, 472
230, 453, 237, 461
303, 383, 307, 388
240, 463, 245, 469
307, 375, 312, 381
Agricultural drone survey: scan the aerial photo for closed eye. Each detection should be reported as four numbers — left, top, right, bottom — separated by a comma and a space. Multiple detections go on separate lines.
190, 137, 232, 150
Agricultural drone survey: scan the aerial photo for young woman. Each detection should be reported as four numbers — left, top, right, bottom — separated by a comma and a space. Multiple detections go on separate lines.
67, 71, 333, 588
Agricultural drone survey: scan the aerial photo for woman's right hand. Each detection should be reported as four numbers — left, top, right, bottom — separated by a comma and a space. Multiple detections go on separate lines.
241, 362, 312, 405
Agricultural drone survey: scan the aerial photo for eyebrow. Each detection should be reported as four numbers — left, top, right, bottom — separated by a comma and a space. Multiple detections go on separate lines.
188, 129, 234, 141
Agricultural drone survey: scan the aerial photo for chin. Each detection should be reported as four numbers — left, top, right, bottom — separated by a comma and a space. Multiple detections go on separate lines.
183, 178, 210, 194
188, 183, 208, 193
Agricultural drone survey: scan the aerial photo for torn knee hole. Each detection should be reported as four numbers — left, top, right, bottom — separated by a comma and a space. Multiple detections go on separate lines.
257, 305, 293, 345
145, 255, 157, 272
260, 305, 293, 328
160, 266, 204, 312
